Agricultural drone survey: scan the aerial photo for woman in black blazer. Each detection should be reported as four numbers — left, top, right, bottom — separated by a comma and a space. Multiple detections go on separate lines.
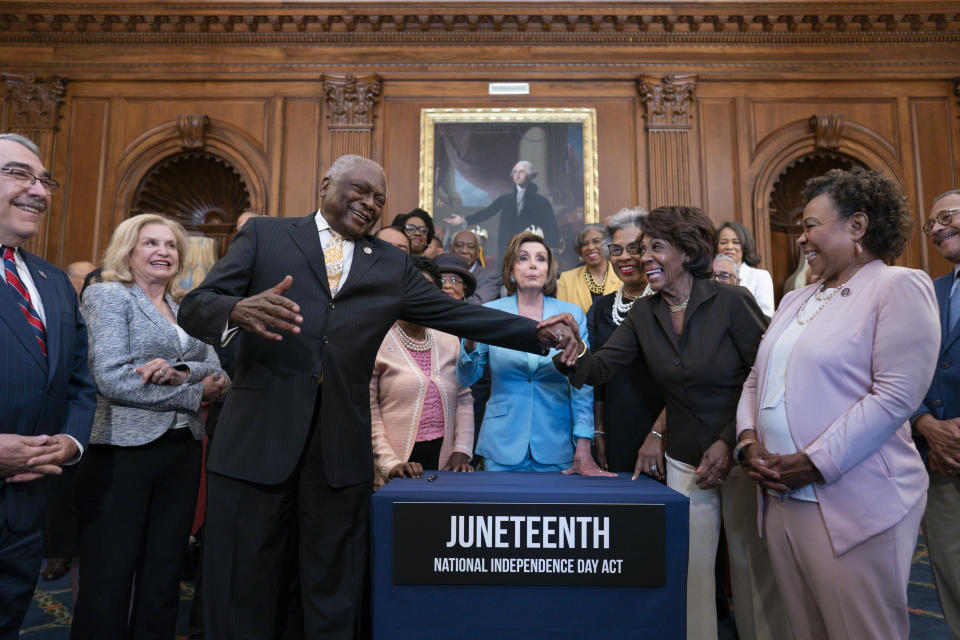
558, 206, 769, 640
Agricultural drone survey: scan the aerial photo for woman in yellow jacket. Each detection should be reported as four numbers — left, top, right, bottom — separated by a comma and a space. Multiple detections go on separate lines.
557, 223, 621, 313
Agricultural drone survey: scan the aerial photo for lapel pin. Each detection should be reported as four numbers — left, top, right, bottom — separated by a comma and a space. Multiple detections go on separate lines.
841, 287, 851, 297
363, 247, 372, 254
38, 270, 47, 279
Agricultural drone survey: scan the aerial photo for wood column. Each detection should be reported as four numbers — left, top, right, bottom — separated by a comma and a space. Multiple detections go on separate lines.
638, 74, 699, 208
1, 73, 66, 256
322, 73, 382, 165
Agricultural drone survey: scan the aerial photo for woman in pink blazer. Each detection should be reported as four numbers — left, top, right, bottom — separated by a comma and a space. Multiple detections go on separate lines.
735, 168, 940, 639
370, 257, 475, 489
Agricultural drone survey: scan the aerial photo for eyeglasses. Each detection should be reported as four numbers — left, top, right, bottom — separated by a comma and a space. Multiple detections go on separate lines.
0, 167, 60, 194
452, 241, 477, 251
440, 275, 463, 285
923, 208, 960, 236
404, 224, 428, 235
607, 242, 641, 257
712, 271, 737, 282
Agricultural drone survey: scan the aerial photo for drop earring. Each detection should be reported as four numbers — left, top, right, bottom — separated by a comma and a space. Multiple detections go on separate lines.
854, 241, 863, 256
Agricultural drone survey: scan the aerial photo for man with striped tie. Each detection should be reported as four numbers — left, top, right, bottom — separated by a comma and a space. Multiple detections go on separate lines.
0, 133, 95, 637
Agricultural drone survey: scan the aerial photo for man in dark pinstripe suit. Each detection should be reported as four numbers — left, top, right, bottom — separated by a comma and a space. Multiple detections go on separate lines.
0, 133, 95, 638
179, 155, 579, 640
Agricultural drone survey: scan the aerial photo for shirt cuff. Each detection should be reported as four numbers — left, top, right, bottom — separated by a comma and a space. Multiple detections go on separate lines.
221, 321, 240, 347
62, 435, 84, 465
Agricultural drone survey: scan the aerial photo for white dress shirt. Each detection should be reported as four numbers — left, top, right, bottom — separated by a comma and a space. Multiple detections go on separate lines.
738, 263, 775, 318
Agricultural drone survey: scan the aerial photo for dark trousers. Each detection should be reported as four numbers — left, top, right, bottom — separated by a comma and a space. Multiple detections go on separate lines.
202, 419, 371, 640
71, 430, 202, 640
0, 526, 42, 640
42, 463, 79, 559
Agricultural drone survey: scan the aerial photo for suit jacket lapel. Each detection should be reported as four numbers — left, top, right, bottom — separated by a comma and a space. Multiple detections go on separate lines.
0, 273, 47, 370
130, 284, 181, 357
937, 273, 960, 351
651, 295, 680, 355
289, 214, 332, 298
336, 235, 380, 298
22, 254, 59, 376
681, 279, 716, 343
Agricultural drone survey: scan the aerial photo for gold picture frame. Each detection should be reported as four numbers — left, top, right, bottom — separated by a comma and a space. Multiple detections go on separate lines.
420, 107, 598, 268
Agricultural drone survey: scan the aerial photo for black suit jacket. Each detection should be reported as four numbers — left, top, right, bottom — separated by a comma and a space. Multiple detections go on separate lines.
178, 214, 543, 487
569, 278, 767, 467
466, 182, 560, 258
0, 251, 95, 533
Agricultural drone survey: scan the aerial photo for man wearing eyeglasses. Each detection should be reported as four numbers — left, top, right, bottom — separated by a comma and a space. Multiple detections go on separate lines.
0, 133, 95, 636
913, 188, 960, 639
712, 253, 741, 286
451, 229, 501, 304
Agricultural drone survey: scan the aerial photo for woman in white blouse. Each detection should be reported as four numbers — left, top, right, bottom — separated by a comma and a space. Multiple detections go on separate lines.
717, 221, 775, 318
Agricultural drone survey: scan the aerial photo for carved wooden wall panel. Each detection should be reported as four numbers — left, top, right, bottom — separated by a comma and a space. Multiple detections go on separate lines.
280, 98, 323, 217
697, 98, 740, 225
910, 97, 959, 277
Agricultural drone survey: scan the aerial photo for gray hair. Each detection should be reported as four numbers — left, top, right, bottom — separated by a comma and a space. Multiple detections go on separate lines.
574, 223, 605, 255
602, 207, 647, 257
713, 253, 740, 277
325, 154, 385, 186
933, 189, 960, 207
0, 133, 41, 157
512, 160, 536, 178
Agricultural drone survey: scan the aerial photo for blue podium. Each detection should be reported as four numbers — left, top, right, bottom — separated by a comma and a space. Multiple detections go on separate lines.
371, 471, 688, 639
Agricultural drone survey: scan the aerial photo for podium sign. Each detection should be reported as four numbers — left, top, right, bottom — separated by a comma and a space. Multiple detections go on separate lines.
393, 502, 664, 586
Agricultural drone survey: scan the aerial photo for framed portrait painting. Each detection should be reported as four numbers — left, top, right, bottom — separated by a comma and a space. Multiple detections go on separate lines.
420, 108, 598, 270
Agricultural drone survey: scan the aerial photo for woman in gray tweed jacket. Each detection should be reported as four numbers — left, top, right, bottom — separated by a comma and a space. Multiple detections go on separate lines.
71, 214, 229, 640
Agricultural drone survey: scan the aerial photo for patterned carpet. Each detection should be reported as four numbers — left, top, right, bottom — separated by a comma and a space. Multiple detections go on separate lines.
20, 538, 952, 639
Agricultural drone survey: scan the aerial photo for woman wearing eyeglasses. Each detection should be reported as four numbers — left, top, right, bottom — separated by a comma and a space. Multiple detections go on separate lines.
735, 168, 939, 639
584, 208, 662, 474
557, 223, 621, 313
391, 208, 435, 256
370, 257, 475, 488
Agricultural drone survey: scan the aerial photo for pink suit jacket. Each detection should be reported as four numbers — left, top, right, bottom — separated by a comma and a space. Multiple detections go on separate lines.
736, 260, 938, 556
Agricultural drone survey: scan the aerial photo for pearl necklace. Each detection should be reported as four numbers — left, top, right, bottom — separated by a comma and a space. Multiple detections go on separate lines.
393, 323, 434, 352
796, 267, 862, 325
611, 284, 654, 326
584, 267, 607, 295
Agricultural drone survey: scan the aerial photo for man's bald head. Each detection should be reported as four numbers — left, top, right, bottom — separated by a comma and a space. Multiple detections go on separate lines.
66, 261, 97, 295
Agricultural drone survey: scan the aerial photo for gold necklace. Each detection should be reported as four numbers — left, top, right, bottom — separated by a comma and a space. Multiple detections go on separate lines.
668, 297, 689, 313
584, 266, 606, 295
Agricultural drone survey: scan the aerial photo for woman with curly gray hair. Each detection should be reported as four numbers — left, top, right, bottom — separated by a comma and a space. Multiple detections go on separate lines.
557, 222, 621, 312
734, 168, 939, 639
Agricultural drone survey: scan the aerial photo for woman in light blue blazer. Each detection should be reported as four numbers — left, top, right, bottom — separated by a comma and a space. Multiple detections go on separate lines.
458, 231, 612, 476
72, 214, 229, 640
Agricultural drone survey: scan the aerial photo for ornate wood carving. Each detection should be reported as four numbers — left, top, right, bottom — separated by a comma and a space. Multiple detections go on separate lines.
639, 74, 697, 129
639, 74, 698, 205
177, 114, 210, 149
0, 6, 958, 43
808, 114, 845, 151
323, 74, 381, 128
1, 73, 66, 130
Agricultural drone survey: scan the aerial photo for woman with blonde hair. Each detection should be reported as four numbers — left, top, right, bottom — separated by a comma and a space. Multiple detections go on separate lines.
72, 213, 229, 640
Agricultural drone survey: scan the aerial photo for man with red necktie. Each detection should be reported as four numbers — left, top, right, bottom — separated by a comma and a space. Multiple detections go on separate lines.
0, 133, 95, 638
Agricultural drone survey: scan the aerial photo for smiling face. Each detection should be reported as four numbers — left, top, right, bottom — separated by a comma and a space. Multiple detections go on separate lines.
318, 159, 386, 240
717, 227, 743, 266
928, 193, 960, 264
0, 139, 53, 247
512, 241, 550, 293
129, 222, 179, 289
577, 227, 605, 268
797, 193, 858, 286
609, 226, 644, 287
639, 234, 687, 293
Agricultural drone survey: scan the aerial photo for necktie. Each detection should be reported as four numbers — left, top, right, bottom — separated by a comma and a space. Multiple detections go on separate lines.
324, 230, 344, 296
2, 245, 47, 357
949, 272, 960, 333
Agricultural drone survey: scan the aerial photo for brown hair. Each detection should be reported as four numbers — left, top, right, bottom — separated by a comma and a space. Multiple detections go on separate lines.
640, 206, 716, 279
501, 231, 558, 297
